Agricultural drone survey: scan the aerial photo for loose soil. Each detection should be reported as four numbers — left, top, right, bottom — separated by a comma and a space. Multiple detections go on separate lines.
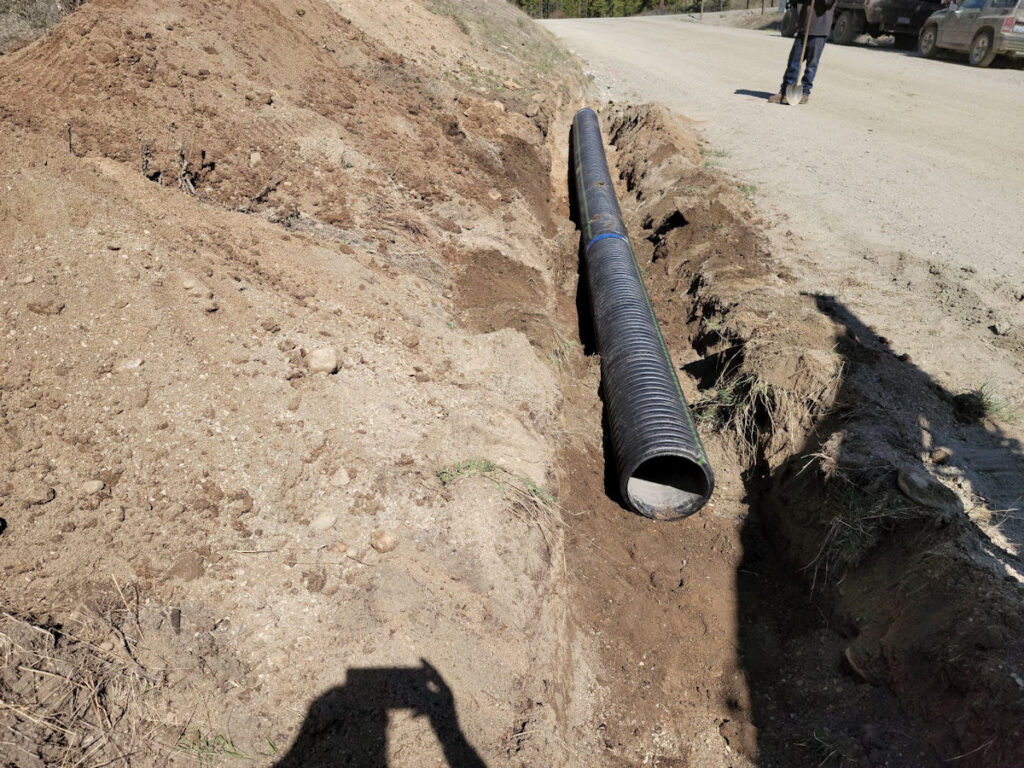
2, 3, 1022, 768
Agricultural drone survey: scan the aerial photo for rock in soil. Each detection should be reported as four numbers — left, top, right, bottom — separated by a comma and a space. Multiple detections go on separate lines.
307, 347, 339, 374
370, 529, 398, 553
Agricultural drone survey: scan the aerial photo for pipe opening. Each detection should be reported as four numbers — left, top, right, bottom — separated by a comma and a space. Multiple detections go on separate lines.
626, 455, 711, 520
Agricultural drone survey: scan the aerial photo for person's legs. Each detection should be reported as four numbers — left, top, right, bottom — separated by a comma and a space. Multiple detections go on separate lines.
800, 36, 827, 94
779, 36, 804, 93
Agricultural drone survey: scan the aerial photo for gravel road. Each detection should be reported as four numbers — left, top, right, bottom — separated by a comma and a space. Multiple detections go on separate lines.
544, 14, 1024, 404
543, 15, 1024, 285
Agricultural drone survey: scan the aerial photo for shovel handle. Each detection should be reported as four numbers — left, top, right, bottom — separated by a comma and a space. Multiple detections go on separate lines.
789, 0, 814, 98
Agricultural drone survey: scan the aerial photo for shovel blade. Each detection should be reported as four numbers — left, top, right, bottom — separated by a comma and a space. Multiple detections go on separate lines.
785, 83, 803, 105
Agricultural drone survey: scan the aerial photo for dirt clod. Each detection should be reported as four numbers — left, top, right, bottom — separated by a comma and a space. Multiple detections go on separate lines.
370, 529, 398, 553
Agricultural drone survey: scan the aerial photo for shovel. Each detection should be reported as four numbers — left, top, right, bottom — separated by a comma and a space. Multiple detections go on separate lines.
785, 1, 813, 105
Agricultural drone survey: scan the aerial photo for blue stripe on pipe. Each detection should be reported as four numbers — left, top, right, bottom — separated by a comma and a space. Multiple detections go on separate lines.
585, 232, 630, 251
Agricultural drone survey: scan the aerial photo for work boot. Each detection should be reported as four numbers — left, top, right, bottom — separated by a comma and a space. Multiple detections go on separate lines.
767, 92, 789, 104
800, 93, 810, 104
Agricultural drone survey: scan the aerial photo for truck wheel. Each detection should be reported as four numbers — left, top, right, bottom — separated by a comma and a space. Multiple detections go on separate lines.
968, 30, 997, 67
780, 7, 798, 37
918, 25, 939, 58
832, 11, 859, 45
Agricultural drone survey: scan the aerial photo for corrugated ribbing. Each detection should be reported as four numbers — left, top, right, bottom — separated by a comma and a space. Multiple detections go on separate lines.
571, 108, 714, 519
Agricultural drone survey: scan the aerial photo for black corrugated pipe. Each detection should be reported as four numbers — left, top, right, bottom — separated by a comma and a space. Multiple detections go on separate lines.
570, 107, 714, 520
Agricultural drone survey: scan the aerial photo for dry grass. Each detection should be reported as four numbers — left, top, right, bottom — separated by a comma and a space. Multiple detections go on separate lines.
0, 0, 85, 54
0, 594, 169, 767
692, 342, 844, 465
799, 465, 916, 588
436, 456, 566, 572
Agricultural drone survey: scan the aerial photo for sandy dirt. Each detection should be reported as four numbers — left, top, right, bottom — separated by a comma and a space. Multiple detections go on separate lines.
2, 3, 1022, 767
0, 1, 596, 764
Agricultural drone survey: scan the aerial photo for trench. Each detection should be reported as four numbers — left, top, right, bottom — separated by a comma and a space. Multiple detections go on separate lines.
546, 104, 943, 767
445, 97, 1018, 766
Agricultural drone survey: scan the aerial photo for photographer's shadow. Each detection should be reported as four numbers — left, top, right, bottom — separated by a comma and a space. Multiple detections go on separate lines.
274, 660, 486, 768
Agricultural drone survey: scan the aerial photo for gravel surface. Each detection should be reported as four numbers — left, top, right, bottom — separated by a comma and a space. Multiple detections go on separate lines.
543, 15, 1024, 285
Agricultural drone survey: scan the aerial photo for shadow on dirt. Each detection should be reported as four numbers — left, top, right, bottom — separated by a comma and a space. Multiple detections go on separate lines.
274, 660, 486, 768
733, 88, 776, 99
737, 293, 1024, 767
811, 292, 1024, 560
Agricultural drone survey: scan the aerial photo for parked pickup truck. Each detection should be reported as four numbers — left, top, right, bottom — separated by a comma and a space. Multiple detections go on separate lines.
781, 0, 946, 49
919, 0, 1024, 66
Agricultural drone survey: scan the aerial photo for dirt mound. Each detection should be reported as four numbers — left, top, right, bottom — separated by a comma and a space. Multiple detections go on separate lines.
0, 0, 575, 232
0, 1, 593, 764
601, 102, 1023, 766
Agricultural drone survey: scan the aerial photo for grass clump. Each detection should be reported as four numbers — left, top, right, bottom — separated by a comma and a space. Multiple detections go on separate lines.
692, 372, 775, 458
436, 457, 559, 523
803, 472, 914, 587
423, 0, 470, 35
953, 383, 1018, 424
178, 730, 246, 763
436, 457, 498, 486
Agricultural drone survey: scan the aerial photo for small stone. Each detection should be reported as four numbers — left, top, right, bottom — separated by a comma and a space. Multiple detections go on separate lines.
99, 639, 116, 652
896, 467, 963, 521
930, 446, 952, 464
843, 645, 870, 683
130, 385, 150, 408
503, 79, 522, 90
286, 394, 302, 411
182, 278, 197, 291
269, 652, 289, 669
116, 358, 144, 373
402, 334, 420, 349
322, 580, 340, 597
370, 529, 398, 554
307, 347, 339, 374
17, 274, 34, 285
718, 719, 757, 758
249, 151, 262, 168
18, 482, 55, 506
27, 296, 65, 315
204, 301, 219, 313
345, 546, 359, 559
82, 480, 106, 495
331, 467, 351, 487
310, 513, 336, 531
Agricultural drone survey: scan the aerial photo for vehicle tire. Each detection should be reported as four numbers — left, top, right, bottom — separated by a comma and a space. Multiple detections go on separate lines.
968, 30, 997, 67
918, 24, 939, 58
832, 11, 859, 44
893, 33, 916, 50
780, 7, 798, 37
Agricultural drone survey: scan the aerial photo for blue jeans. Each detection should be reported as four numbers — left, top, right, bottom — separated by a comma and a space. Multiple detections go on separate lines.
781, 35, 827, 95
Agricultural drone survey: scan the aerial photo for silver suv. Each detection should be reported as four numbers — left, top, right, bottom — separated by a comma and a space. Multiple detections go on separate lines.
918, 0, 1024, 66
